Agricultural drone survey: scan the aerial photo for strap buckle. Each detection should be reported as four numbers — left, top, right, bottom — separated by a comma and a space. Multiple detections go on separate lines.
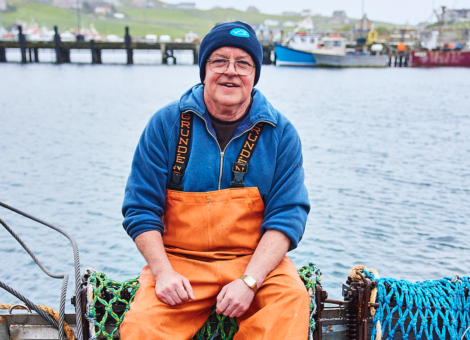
169, 164, 186, 191
230, 162, 248, 188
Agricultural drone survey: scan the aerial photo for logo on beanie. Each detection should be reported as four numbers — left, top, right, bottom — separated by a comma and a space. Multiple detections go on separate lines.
230, 28, 250, 38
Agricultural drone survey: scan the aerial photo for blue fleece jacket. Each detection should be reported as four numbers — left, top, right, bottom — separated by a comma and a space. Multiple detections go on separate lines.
122, 84, 310, 251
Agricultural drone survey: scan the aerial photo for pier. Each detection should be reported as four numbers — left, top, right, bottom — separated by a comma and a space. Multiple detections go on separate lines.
0, 26, 276, 65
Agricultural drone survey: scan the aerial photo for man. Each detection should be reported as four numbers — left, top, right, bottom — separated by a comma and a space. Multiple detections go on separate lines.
121, 21, 310, 339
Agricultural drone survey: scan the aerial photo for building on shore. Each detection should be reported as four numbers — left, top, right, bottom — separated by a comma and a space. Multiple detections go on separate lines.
356, 14, 373, 31
282, 11, 299, 16
159, 2, 195, 9
442, 8, 470, 22
52, 0, 81, 9
246, 6, 259, 13
301, 9, 311, 16
0, 0, 7, 12
330, 11, 349, 25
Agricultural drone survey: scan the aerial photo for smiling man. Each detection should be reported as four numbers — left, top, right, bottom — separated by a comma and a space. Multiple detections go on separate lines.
121, 21, 310, 339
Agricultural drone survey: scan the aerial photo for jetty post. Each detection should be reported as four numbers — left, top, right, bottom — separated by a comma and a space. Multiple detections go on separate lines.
18, 26, 27, 63
90, 40, 102, 64
33, 48, 39, 62
54, 26, 61, 64
125, 26, 133, 65
0, 46, 6, 62
161, 43, 166, 64
193, 44, 199, 65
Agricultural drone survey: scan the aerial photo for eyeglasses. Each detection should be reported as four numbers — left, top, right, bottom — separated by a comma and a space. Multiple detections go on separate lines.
206, 58, 255, 76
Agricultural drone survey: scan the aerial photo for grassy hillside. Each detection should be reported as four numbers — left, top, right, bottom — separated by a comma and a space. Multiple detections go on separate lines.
0, 3, 397, 38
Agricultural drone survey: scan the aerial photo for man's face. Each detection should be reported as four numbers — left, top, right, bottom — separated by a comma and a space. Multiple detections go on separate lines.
204, 46, 256, 108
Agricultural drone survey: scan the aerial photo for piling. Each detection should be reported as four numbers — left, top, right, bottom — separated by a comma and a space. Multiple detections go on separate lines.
161, 43, 167, 64
90, 40, 102, 64
62, 48, 71, 63
18, 26, 27, 63
33, 48, 39, 62
0, 47, 6, 62
28, 48, 32, 62
193, 44, 199, 65
404, 49, 410, 67
262, 46, 272, 65
54, 26, 61, 64
125, 26, 133, 65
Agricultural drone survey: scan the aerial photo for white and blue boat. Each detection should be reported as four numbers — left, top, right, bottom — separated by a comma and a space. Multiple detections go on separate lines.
275, 17, 321, 67
275, 37, 320, 66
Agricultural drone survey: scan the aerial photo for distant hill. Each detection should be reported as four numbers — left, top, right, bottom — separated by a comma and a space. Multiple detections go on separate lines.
0, 1, 397, 38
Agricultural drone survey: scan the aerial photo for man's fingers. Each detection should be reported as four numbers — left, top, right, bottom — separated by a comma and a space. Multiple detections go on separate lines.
176, 284, 189, 302
165, 294, 177, 306
216, 294, 230, 314
229, 307, 240, 318
223, 302, 238, 317
158, 294, 169, 305
216, 286, 227, 305
182, 278, 195, 300
169, 290, 183, 305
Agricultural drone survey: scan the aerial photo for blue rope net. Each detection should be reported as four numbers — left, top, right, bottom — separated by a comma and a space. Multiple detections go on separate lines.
363, 270, 470, 340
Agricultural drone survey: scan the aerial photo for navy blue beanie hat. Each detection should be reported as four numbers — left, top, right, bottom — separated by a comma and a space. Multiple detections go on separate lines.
199, 21, 263, 86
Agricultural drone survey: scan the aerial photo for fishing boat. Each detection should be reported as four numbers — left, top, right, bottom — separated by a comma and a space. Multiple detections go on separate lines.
410, 31, 470, 67
310, 36, 389, 68
274, 17, 320, 67
1, 202, 469, 340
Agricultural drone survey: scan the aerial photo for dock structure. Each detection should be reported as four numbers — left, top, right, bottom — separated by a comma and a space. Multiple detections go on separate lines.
0, 26, 276, 65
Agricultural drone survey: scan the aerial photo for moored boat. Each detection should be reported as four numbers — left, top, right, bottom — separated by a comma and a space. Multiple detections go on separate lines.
410, 49, 470, 67
311, 36, 389, 68
275, 44, 318, 67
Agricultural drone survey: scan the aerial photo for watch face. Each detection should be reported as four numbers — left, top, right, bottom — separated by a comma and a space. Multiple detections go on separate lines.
244, 276, 256, 287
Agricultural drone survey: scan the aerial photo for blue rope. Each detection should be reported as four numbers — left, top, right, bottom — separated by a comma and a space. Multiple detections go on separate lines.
362, 271, 470, 340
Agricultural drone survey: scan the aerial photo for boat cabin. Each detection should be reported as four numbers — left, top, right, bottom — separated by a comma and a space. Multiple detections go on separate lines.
288, 33, 321, 52
317, 36, 347, 56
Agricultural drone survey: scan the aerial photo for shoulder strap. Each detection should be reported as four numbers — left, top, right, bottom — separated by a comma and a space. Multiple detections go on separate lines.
230, 122, 265, 188
169, 112, 194, 191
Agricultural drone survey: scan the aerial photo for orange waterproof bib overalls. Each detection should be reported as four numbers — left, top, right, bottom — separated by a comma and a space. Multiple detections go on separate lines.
121, 112, 309, 340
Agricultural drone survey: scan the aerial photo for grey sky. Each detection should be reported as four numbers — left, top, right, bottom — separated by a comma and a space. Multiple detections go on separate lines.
165, 0, 470, 25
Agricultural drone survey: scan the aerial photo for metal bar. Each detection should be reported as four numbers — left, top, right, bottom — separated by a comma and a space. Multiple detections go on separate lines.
0, 202, 83, 340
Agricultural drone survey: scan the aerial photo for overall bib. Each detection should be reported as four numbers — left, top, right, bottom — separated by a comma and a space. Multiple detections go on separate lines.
121, 113, 309, 340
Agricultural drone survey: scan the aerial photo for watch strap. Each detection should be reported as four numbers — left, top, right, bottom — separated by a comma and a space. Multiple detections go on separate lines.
240, 274, 258, 294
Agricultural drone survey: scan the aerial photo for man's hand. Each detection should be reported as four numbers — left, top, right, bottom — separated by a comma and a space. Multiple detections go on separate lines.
216, 279, 255, 318
154, 268, 195, 306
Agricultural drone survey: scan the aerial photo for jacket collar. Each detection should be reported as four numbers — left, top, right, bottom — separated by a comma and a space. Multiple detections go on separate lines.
179, 83, 278, 127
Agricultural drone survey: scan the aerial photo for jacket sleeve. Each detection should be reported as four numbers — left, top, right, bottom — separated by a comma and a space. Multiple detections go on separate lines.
261, 122, 310, 251
122, 112, 172, 240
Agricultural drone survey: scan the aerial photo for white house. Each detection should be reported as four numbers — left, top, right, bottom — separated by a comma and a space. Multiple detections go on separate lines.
0, 0, 7, 12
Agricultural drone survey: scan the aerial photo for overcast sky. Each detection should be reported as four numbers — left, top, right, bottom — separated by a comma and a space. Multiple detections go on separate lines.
165, 0, 470, 25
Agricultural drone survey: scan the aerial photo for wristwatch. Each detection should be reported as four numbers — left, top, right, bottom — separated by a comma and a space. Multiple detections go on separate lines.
240, 275, 258, 294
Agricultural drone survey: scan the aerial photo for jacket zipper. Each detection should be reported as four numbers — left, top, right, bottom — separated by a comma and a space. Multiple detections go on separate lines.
183, 110, 274, 190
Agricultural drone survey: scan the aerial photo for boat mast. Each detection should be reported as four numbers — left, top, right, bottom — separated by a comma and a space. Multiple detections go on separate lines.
361, 0, 365, 37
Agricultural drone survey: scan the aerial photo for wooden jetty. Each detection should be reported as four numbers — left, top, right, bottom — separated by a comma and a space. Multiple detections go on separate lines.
0, 26, 276, 65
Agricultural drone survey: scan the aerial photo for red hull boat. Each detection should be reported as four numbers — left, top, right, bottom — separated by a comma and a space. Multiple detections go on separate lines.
410, 49, 470, 67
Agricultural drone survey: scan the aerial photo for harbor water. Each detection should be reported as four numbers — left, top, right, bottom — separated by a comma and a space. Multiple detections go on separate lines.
1, 63, 469, 312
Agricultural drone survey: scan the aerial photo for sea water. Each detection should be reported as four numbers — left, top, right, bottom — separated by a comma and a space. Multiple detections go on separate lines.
0, 63, 469, 311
